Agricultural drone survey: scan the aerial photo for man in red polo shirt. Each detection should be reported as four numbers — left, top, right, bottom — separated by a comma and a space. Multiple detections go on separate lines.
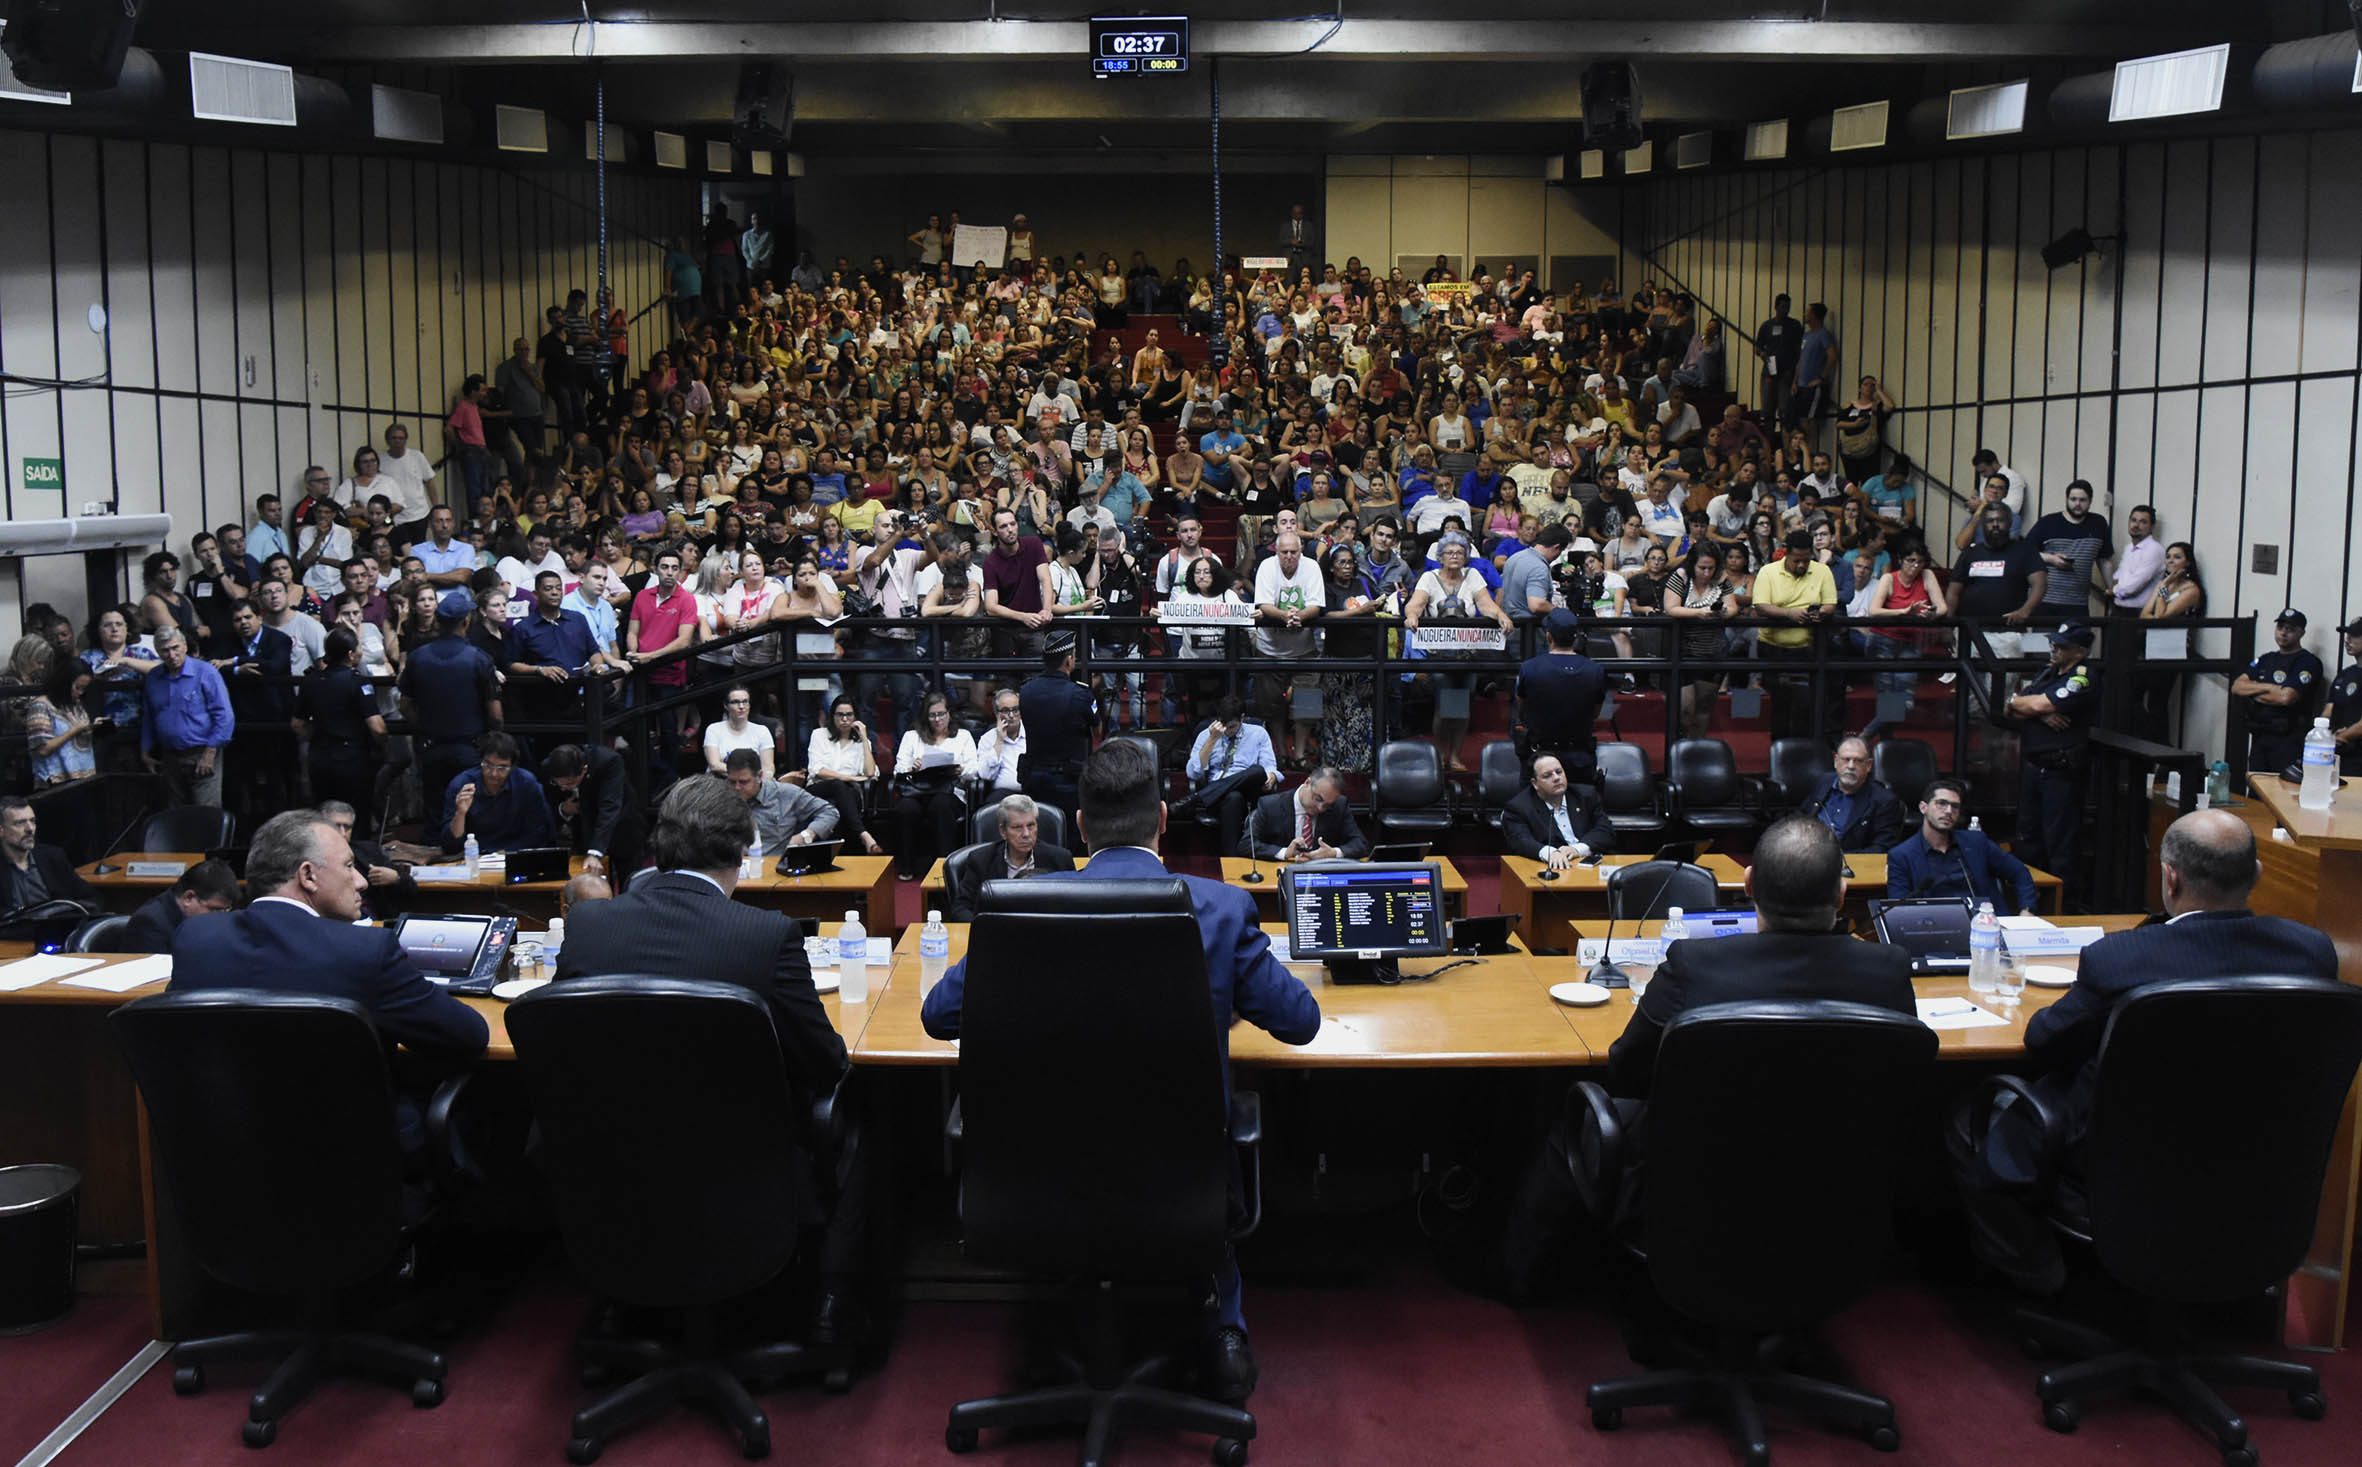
980, 505, 1052, 666
627, 546, 698, 777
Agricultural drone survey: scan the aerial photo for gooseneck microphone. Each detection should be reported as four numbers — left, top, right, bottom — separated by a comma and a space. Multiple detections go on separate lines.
1588, 861, 1681, 990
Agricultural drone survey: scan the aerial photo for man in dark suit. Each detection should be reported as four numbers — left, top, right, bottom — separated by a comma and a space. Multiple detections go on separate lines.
169, 810, 489, 1146
1504, 819, 1915, 1292
1500, 752, 1616, 869
0, 797, 100, 936
1280, 202, 1318, 274
554, 776, 863, 1337
924, 741, 1321, 1403
1957, 809, 2339, 1289
213, 601, 296, 827
540, 742, 645, 889
1794, 737, 1905, 853
122, 858, 241, 953
1241, 765, 1370, 862
943, 792, 1076, 921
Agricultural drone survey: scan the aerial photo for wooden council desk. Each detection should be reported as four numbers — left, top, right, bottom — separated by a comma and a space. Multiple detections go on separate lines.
917, 856, 1472, 923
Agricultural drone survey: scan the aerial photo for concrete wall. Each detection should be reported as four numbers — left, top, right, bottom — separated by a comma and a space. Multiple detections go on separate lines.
1323, 156, 1632, 291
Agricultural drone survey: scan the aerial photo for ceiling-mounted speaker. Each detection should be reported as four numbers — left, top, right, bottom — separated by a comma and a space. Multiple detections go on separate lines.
2, 0, 144, 92
1579, 60, 1642, 154
733, 63, 794, 150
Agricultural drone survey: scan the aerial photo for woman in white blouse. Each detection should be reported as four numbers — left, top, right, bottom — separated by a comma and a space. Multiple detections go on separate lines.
805, 693, 883, 856
889, 689, 980, 880
701, 684, 776, 778
716, 549, 784, 672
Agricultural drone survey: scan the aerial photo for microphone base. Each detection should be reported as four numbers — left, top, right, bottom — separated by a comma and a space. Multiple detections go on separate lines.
1588, 959, 1631, 990
1240, 870, 1264, 883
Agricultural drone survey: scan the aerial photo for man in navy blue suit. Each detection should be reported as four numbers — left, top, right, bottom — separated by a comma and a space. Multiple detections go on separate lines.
171, 808, 488, 1145
922, 740, 1321, 1403
1959, 808, 2337, 1288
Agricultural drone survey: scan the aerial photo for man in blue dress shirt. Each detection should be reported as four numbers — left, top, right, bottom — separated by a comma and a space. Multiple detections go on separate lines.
440, 729, 554, 855
922, 740, 1320, 1404
506, 570, 615, 730
1885, 776, 2035, 913
1178, 694, 1281, 856
141, 626, 235, 807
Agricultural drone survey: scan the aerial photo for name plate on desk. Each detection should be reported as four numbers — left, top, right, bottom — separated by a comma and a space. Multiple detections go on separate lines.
1575, 938, 1666, 965
125, 860, 190, 879
1412, 625, 1506, 654
2000, 926, 2106, 956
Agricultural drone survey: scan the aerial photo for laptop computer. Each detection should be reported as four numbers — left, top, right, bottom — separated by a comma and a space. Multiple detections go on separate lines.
1870, 898, 1975, 975
1448, 913, 1520, 955
773, 839, 844, 876
1370, 842, 1433, 864
1652, 839, 1710, 865
503, 847, 572, 885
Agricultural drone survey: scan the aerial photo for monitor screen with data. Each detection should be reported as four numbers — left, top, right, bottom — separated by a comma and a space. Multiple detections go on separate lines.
1282, 863, 1448, 959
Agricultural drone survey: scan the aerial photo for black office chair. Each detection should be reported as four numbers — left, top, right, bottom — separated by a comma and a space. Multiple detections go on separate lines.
1595, 743, 1670, 845
1475, 739, 1523, 830
141, 805, 237, 854
1663, 738, 1762, 842
943, 877, 1260, 1465
1577, 1000, 1938, 1464
109, 991, 451, 1448
1872, 738, 1939, 813
966, 800, 1067, 850
1604, 860, 1719, 922
1973, 978, 2362, 1466
66, 913, 136, 953
1758, 737, 1833, 815
505, 977, 851, 1463
1373, 739, 1453, 839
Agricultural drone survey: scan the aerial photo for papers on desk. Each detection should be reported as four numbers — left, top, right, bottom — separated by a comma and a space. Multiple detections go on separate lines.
803, 936, 893, 970
2000, 926, 2106, 957
1915, 996, 2011, 1031
0, 954, 105, 991
59, 955, 173, 993
1574, 938, 1667, 966
412, 865, 479, 883
1996, 915, 2054, 931
477, 852, 506, 870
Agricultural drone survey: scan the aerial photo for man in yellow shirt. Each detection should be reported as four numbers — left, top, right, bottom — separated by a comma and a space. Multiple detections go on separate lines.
1751, 528, 1840, 740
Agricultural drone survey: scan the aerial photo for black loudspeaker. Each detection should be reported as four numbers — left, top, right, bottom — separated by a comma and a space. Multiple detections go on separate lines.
2, 0, 142, 91
732, 63, 793, 149
1579, 60, 1642, 154
2040, 228, 2097, 270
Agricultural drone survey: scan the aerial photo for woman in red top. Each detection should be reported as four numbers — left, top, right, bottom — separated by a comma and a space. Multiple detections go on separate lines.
1860, 538, 1950, 742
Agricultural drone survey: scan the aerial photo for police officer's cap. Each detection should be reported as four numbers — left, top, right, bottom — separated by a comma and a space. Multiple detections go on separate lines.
2052, 621, 2096, 648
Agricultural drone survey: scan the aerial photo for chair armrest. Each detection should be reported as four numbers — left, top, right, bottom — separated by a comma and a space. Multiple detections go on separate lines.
1970, 1072, 2065, 1200
425, 1073, 478, 1188
1659, 777, 1687, 817
810, 1069, 853, 1151
1563, 1080, 1623, 1216
1741, 774, 1778, 816
944, 1093, 963, 1145
1230, 1089, 1264, 1240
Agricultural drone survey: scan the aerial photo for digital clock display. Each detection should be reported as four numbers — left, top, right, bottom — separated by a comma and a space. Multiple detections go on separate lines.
1090, 16, 1190, 76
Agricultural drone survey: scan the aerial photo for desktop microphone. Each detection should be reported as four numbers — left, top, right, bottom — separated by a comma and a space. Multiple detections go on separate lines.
1241, 839, 1265, 884
1588, 862, 1681, 990
88, 804, 156, 876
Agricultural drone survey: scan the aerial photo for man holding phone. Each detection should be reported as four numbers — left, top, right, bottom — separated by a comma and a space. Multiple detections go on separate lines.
1179, 694, 1282, 856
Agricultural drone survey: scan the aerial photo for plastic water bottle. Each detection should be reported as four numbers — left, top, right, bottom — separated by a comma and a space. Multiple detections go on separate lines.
2300, 717, 2339, 811
2206, 760, 2232, 809
741, 840, 763, 881
837, 909, 870, 1004
462, 833, 480, 878
920, 909, 950, 996
1658, 906, 1689, 946
1969, 902, 2002, 1000
1967, 816, 1982, 834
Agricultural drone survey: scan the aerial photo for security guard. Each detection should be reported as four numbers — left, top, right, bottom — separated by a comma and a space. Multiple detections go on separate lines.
2329, 619, 2362, 777
398, 589, 504, 809
1516, 609, 1607, 782
2005, 621, 2099, 912
2232, 608, 2327, 775
1017, 632, 1096, 817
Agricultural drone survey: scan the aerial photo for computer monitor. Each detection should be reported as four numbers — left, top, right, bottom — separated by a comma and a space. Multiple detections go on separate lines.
1280, 861, 1449, 984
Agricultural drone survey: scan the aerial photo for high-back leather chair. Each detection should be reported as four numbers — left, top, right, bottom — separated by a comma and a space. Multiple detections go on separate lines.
1579, 1001, 1937, 1462
66, 913, 136, 953
110, 991, 450, 1448
1594, 743, 1669, 845
1763, 737, 1834, 813
1985, 977, 2362, 1457
504, 977, 850, 1461
1604, 860, 1720, 922
1374, 739, 1453, 839
1664, 738, 1761, 841
141, 805, 237, 854
1475, 739, 1523, 829
943, 877, 1259, 1463
1872, 738, 1940, 813
967, 799, 1067, 850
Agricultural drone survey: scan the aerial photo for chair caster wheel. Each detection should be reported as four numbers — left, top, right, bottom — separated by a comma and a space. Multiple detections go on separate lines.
1591, 1406, 1623, 1431
241, 1418, 278, 1449
2221, 1449, 2257, 1467
2043, 1400, 2081, 1434
173, 1364, 206, 1396
822, 1367, 852, 1394
412, 1378, 445, 1408
740, 1424, 771, 1460
946, 1424, 978, 1453
1868, 1424, 1900, 1452
1212, 1437, 1249, 1467
564, 1436, 603, 1464
2291, 1391, 2327, 1420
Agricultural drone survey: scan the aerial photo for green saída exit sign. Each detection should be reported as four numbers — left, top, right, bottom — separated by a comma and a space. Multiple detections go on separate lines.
22, 457, 62, 493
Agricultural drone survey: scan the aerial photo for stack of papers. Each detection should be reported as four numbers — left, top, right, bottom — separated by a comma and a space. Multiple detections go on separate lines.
1915, 996, 2011, 1030
59, 955, 174, 993
0, 954, 104, 991
412, 865, 479, 883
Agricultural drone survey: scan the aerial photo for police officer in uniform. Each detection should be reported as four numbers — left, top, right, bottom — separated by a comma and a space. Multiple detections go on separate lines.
2005, 621, 2099, 912
1018, 632, 1096, 819
1516, 609, 1607, 782
2328, 619, 2362, 778
2231, 608, 2326, 775
399, 589, 505, 812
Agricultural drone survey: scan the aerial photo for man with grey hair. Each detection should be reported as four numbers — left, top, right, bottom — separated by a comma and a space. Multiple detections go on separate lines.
169, 809, 488, 1146
1793, 736, 1905, 853
140, 625, 234, 808
943, 792, 1077, 921
724, 748, 839, 855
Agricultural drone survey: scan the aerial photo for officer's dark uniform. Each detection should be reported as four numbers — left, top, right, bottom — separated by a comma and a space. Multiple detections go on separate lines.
2241, 630, 2326, 775
1018, 649, 1096, 817
299, 664, 382, 828
2330, 627, 2362, 777
2011, 623, 2099, 912
400, 626, 502, 813
1517, 625, 1607, 781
